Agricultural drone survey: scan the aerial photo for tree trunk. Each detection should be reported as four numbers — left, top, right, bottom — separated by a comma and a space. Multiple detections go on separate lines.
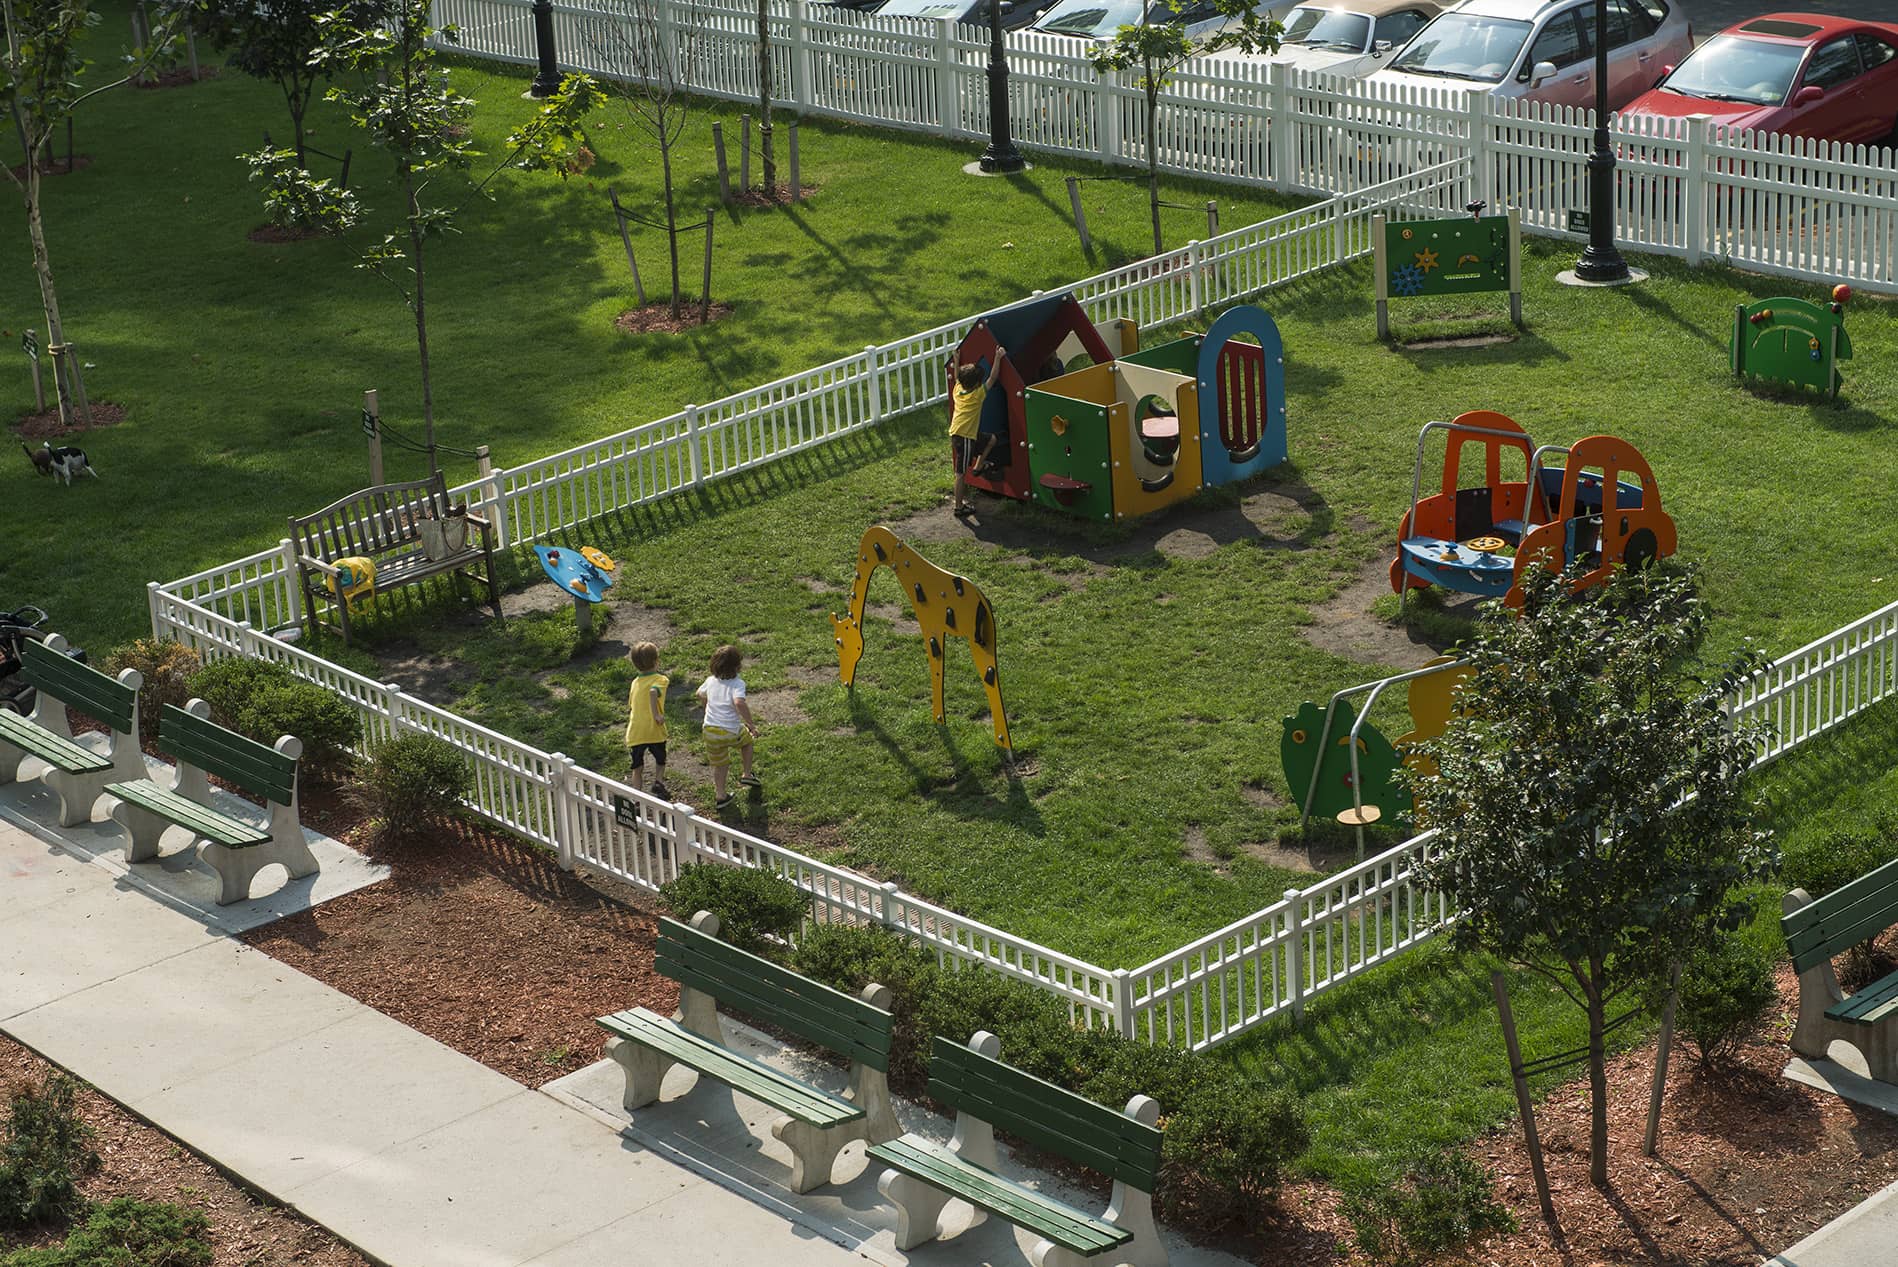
403, 161, 438, 475
1586, 961, 1609, 1188
661, 135, 681, 319
17, 148, 78, 426
1144, 67, 1161, 257
757, 0, 775, 195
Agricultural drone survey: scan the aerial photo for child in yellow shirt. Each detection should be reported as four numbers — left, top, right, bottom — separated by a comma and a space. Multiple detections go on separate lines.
948, 346, 1005, 519
624, 641, 670, 800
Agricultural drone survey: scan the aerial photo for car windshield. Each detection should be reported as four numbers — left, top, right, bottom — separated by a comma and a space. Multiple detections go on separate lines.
1389, 12, 1532, 83
1281, 7, 1372, 51
1036, 0, 1175, 37
877, 0, 969, 16
1661, 34, 1806, 105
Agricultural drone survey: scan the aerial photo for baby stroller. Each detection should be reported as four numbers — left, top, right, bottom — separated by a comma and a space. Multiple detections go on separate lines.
0, 606, 84, 715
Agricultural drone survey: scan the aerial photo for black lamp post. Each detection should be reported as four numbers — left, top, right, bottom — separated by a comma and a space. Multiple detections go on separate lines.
528, 0, 562, 98
978, 1, 1025, 173
1571, 2, 1629, 281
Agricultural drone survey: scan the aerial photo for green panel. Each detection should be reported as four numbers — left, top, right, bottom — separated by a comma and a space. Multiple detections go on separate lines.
104, 782, 271, 847
1118, 335, 1200, 376
158, 706, 297, 803
1733, 297, 1850, 396
1385, 216, 1511, 298
1783, 857, 1898, 971
866, 1137, 1126, 1253
928, 1038, 1162, 1189
596, 1008, 862, 1125
1024, 389, 1115, 522
1827, 971, 1898, 1026
0, 712, 112, 773
21, 640, 137, 732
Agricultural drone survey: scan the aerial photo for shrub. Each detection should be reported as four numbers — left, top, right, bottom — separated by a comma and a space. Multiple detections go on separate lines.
103, 640, 201, 741
3, 1197, 212, 1266
349, 733, 473, 842
1344, 1151, 1516, 1266
1782, 822, 1894, 902
1159, 1081, 1309, 1235
0, 1074, 98, 1230
659, 865, 810, 956
1670, 934, 1779, 1067
912, 964, 1082, 1086
188, 658, 362, 776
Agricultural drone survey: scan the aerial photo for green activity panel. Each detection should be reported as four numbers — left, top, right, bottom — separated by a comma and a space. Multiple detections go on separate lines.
1280, 699, 1404, 826
1732, 289, 1853, 399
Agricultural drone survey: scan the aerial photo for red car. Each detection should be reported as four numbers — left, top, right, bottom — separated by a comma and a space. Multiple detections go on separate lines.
1622, 13, 1898, 148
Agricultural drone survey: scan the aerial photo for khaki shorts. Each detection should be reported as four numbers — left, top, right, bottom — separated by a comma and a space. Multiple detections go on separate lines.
702, 725, 755, 768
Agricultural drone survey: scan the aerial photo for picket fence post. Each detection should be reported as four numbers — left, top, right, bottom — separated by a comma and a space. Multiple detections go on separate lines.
146, 580, 163, 639
864, 344, 882, 425
1467, 92, 1493, 212
1268, 61, 1293, 194
1113, 967, 1135, 1039
1684, 113, 1710, 267
1098, 67, 1120, 166
550, 751, 578, 871
1187, 239, 1204, 316
277, 538, 299, 627
684, 403, 705, 488
934, 18, 957, 137
788, 0, 810, 112
1283, 887, 1306, 1023
481, 462, 511, 550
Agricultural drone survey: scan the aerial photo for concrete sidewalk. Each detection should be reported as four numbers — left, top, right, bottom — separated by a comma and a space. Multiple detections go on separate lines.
0, 807, 1247, 1267
1765, 1175, 1898, 1267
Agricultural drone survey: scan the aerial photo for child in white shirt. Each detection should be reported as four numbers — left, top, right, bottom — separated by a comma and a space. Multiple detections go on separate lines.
696, 644, 759, 809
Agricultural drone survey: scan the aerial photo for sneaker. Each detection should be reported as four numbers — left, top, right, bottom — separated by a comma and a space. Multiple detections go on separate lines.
650, 780, 671, 800
715, 793, 735, 809
952, 505, 976, 520
975, 461, 1005, 479
739, 774, 762, 788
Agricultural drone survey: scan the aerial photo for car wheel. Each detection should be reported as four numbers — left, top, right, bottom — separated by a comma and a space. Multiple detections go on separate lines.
1623, 527, 1659, 573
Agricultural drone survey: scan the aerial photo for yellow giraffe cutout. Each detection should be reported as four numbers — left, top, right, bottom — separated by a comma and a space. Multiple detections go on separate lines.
831, 525, 1011, 749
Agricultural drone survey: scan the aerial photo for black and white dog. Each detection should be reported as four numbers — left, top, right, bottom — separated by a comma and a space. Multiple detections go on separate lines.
21, 441, 98, 484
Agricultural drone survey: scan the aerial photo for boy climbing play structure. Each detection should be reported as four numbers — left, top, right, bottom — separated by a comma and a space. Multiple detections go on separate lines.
832, 525, 1011, 750
1390, 411, 1677, 611
1732, 284, 1853, 399
952, 296, 1288, 523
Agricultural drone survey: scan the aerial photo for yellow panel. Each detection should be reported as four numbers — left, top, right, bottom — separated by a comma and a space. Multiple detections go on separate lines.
1032, 361, 1116, 404
1108, 381, 1204, 520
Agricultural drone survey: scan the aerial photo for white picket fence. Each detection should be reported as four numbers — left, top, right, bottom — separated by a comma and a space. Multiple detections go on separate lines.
430, 0, 1898, 293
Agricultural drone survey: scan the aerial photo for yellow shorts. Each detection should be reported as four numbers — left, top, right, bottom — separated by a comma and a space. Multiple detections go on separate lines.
702, 725, 755, 768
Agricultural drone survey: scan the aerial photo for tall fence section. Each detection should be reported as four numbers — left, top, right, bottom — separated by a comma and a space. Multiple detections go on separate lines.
433, 0, 1897, 293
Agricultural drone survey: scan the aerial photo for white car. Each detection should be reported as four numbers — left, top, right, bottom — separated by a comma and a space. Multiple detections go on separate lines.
1364, 0, 1694, 110
1258, 1, 1443, 78
1031, 0, 1260, 45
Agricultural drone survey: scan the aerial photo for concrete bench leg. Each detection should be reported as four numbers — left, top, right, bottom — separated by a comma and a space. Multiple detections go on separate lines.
604, 1034, 676, 1111
201, 835, 320, 906
44, 740, 146, 829
878, 1168, 956, 1251
1029, 1243, 1089, 1267
113, 800, 182, 863
0, 741, 25, 786
773, 1117, 855, 1194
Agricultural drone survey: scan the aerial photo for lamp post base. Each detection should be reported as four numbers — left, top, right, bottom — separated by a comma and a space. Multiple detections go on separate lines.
963, 159, 1033, 177
1556, 266, 1648, 288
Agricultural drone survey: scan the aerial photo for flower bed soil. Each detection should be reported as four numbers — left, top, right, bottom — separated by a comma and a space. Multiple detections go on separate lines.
0, 1035, 374, 1266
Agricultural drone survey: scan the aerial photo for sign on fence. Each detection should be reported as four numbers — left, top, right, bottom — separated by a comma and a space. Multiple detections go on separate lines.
613, 794, 642, 829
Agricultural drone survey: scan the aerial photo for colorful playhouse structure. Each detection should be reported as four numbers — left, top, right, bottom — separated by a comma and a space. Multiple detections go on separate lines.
1390, 411, 1678, 610
953, 296, 1288, 522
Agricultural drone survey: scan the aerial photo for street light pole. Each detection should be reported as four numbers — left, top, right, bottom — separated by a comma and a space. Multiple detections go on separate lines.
528, 0, 562, 98
1571, 1, 1629, 282
978, 2, 1025, 173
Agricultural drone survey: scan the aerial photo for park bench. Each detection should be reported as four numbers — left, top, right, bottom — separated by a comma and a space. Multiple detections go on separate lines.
1783, 859, 1898, 1083
0, 635, 147, 827
872, 1031, 1168, 1267
104, 699, 317, 906
289, 471, 500, 645
595, 910, 899, 1193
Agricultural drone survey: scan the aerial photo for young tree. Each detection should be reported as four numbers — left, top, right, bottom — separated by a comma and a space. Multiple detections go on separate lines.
1, 0, 186, 425
1090, 0, 1279, 256
1408, 562, 1775, 1190
756, 0, 775, 196
198, 0, 387, 168
297, 0, 602, 472
593, 0, 706, 320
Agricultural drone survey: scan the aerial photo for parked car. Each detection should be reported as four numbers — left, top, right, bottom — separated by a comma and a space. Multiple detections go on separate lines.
1621, 14, 1898, 149
1252, 0, 1442, 78
1364, 0, 1693, 111
873, 0, 1061, 29
1031, 0, 1259, 45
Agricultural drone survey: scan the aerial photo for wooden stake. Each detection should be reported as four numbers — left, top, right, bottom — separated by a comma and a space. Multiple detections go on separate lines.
364, 388, 384, 484
700, 210, 714, 326
712, 123, 731, 204
50, 344, 90, 426
1644, 961, 1682, 1157
475, 444, 493, 480
1206, 200, 1218, 239
740, 114, 751, 191
1066, 177, 1091, 253
185, 20, 199, 81
609, 187, 646, 305
789, 123, 801, 202
1493, 971, 1557, 1228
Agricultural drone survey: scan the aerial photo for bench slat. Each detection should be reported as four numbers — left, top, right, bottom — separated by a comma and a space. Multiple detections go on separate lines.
1828, 969, 1898, 1026
596, 1008, 862, 1126
0, 712, 113, 773
158, 706, 297, 804
105, 781, 271, 848
20, 641, 137, 733
1784, 859, 1898, 971
929, 1038, 1163, 1191
867, 1136, 1127, 1254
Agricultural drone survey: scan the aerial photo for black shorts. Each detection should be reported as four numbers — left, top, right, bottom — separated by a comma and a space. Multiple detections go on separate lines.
952, 435, 980, 474
628, 742, 667, 768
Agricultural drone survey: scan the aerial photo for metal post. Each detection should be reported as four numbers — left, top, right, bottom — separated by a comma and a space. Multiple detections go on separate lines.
1493, 971, 1558, 1226
529, 0, 562, 97
977, 0, 1023, 172
1644, 961, 1682, 1156
712, 123, 731, 203
1508, 208, 1524, 328
1373, 213, 1390, 341
1572, 1, 1629, 283
363, 389, 384, 484
740, 114, 752, 191
700, 209, 714, 326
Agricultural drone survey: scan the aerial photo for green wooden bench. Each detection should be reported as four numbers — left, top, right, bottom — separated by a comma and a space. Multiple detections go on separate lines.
104, 699, 317, 906
871, 1031, 1168, 1267
595, 910, 898, 1193
0, 635, 147, 827
1783, 859, 1898, 1083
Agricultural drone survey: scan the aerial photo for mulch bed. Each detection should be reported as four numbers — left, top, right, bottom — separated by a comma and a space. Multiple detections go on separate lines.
614, 301, 736, 335
248, 224, 330, 244
0, 1035, 375, 1267
240, 795, 676, 1086
13, 401, 127, 440
731, 185, 819, 207
132, 66, 219, 90
6, 155, 92, 179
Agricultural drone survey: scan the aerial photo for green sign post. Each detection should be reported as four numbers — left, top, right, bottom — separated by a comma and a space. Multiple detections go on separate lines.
1373, 208, 1524, 340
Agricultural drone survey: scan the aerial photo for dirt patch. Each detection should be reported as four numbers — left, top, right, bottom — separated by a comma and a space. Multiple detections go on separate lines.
1301, 556, 1461, 670
7, 154, 92, 179
785, 663, 839, 686
133, 65, 219, 89
378, 644, 478, 701
247, 223, 330, 243
1180, 825, 1226, 875
0, 1035, 374, 1266
1239, 836, 1362, 874
13, 401, 127, 440
799, 575, 846, 596
1240, 781, 1284, 810
241, 812, 677, 1086
730, 184, 820, 207
614, 301, 736, 334
1401, 333, 1519, 350
746, 687, 807, 726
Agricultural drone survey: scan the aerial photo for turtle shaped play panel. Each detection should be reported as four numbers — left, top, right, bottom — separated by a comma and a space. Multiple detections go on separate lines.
1280, 699, 1403, 827
534, 545, 616, 603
